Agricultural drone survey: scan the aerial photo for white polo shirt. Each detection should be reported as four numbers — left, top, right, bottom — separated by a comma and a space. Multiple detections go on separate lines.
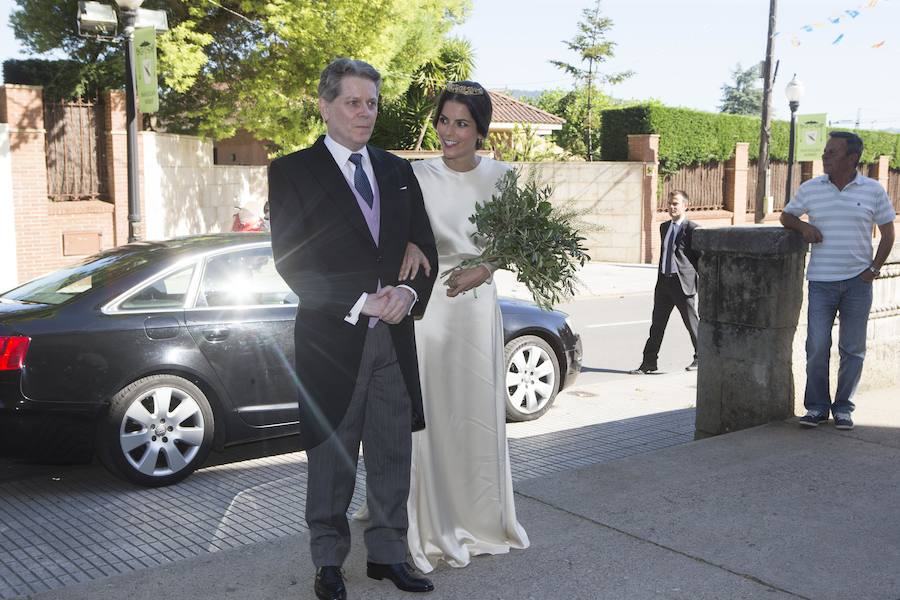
783, 173, 895, 282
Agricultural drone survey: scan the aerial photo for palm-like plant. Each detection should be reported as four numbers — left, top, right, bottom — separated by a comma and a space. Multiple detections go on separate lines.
372, 37, 474, 151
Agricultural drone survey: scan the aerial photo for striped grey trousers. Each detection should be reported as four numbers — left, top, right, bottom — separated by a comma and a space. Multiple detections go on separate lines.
305, 321, 412, 566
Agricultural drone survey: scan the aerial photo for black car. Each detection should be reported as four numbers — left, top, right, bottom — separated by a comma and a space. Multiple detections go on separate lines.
0, 234, 581, 486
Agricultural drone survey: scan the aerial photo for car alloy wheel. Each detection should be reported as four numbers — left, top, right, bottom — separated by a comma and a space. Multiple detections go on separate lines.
504, 335, 560, 422
97, 374, 214, 487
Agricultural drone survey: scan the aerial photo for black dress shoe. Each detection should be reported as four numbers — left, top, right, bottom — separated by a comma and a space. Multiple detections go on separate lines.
315, 566, 346, 600
367, 562, 434, 593
629, 364, 658, 374
685, 359, 699, 371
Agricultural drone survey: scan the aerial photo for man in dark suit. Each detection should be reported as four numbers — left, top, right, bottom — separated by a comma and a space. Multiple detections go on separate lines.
269, 58, 438, 600
631, 190, 701, 374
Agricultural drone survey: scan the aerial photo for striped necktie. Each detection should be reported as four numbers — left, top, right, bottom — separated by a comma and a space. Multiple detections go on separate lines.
348, 153, 374, 208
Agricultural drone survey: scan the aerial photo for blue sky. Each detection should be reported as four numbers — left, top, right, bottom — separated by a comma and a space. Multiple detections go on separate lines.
3, 0, 899, 129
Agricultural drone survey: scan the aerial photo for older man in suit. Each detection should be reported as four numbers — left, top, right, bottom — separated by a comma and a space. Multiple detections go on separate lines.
269, 58, 438, 600
631, 190, 701, 374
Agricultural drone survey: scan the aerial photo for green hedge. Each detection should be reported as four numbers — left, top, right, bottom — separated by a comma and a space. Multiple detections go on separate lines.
600, 103, 900, 173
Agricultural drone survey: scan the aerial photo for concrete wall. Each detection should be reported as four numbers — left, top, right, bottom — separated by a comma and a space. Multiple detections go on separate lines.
791, 242, 900, 413
142, 132, 268, 240
139, 145, 644, 261
0, 124, 16, 291
516, 161, 645, 263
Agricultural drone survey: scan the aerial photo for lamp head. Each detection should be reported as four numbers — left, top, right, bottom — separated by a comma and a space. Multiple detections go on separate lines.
785, 74, 805, 104
114, 0, 144, 10
77, 1, 118, 37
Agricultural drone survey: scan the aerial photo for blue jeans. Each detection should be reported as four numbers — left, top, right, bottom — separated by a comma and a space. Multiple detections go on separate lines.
804, 274, 873, 415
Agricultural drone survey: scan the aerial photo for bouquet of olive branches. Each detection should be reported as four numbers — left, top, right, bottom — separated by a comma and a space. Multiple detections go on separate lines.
451, 169, 590, 310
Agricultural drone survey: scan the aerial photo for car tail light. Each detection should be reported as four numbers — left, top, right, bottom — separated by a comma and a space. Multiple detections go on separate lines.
0, 336, 30, 371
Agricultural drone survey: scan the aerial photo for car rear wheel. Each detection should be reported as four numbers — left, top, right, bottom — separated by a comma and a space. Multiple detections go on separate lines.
97, 374, 214, 487
504, 335, 560, 422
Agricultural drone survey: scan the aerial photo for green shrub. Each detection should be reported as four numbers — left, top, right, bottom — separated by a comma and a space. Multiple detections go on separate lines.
600, 103, 900, 173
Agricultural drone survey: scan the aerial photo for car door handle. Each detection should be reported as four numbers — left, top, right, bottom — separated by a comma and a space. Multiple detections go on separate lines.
202, 326, 230, 342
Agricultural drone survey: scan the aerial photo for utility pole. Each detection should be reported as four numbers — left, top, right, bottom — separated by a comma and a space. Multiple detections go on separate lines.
755, 0, 777, 223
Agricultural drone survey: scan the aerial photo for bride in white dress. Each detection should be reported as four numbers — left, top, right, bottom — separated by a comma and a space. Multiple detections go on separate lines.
395, 81, 529, 573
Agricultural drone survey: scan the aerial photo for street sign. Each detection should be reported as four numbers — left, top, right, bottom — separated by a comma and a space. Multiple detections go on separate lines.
796, 113, 827, 162
133, 26, 159, 114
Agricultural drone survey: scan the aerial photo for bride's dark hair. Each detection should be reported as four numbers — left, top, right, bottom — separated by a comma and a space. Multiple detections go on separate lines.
433, 81, 492, 149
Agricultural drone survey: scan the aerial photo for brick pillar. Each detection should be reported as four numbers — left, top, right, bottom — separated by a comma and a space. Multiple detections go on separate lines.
871, 155, 891, 190
0, 85, 51, 282
628, 134, 660, 264
103, 90, 144, 245
800, 160, 823, 183
724, 143, 749, 225
0, 123, 16, 290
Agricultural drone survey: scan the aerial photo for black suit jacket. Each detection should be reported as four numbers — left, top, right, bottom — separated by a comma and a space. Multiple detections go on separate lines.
659, 219, 700, 296
269, 136, 438, 449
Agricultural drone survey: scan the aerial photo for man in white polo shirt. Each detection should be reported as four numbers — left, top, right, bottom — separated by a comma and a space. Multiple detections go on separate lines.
781, 131, 896, 430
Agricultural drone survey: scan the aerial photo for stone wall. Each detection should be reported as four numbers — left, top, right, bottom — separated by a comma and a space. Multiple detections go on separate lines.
142, 132, 267, 240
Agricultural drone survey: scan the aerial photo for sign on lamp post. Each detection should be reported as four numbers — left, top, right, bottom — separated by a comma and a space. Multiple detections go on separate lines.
796, 113, 827, 162
133, 26, 159, 114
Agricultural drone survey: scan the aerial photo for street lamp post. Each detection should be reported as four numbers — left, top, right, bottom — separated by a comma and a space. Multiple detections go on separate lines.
784, 74, 804, 208
114, 0, 144, 242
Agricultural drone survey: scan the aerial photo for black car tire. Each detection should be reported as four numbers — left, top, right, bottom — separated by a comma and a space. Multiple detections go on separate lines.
504, 335, 561, 422
97, 374, 214, 487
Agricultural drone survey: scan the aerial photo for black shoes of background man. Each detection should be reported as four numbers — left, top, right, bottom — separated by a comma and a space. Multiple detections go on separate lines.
367, 562, 435, 593
629, 364, 658, 375
315, 567, 347, 600
685, 359, 699, 372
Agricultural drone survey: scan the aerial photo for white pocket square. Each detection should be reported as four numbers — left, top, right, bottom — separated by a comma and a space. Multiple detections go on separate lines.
399, 186, 408, 190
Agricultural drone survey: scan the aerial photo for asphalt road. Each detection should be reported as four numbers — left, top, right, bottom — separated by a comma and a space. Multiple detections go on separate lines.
559, 292, 696, 386
0, 291, 695, 483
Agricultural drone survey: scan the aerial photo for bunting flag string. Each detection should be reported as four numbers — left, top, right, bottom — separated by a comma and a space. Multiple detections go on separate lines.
775, 0, 893, 49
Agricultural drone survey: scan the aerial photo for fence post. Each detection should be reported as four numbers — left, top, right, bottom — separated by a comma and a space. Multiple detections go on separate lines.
871, 155, 891, 190
800, 159, 822, 183
628, 134, 660, 264
724, 142, 749, 225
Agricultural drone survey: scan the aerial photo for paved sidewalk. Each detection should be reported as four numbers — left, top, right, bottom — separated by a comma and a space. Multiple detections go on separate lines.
23, 384, 900, 600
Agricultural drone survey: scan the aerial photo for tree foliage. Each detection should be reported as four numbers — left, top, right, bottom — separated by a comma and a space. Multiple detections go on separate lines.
370, 37, 474, 151
532, 87, 620, 159
719, 63, 763, 116
10, 0, 470, 153
549, 0, 632, 160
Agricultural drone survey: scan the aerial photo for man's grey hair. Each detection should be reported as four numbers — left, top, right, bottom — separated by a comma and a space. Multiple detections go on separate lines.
829, 131, 864, 165
670, 189, 690, 203
318, 58, 382, 101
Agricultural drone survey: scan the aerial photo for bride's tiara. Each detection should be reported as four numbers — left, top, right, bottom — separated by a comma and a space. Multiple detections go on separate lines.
445, 82, 484, 96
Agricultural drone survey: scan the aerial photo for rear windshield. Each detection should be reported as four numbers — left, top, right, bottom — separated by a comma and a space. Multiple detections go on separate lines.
1, 252, 152, 306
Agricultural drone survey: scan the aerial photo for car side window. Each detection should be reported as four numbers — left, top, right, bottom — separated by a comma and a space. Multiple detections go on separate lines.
198, 247, 296, 308
119, 266, 194, 310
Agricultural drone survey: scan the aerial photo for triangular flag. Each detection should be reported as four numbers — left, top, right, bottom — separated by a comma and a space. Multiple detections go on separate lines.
867, 0, 878, 8
802, 25, 814, 32
872, 40, 885, 48
791, 35, 801, 47
829, 16, 841, 23
846, 9, 860, 17
832, 33, 845, 44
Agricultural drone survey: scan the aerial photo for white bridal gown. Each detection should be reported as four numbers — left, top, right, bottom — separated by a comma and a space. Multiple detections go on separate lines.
405, 156, 529, 573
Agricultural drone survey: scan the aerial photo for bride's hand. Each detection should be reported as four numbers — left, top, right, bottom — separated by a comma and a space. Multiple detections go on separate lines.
445, 265, 491, 297
399, 242, 431, 281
